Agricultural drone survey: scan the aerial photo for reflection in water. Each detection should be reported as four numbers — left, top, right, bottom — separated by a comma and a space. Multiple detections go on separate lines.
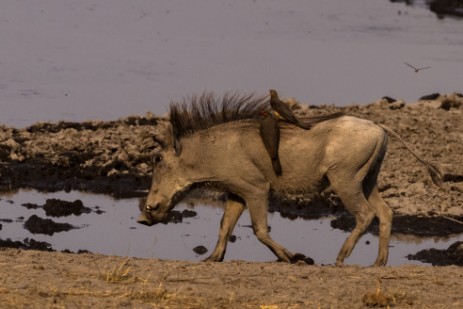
1, 189, 462, 266
392, 232, 457, 245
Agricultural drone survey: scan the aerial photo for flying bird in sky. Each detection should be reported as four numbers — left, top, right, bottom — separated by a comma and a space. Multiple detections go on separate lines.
405, 62, 431, 73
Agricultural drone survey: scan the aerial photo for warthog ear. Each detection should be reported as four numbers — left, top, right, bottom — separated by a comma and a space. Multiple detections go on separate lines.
152, 122, 181, 155
164, 122, 182, 156
173, 136, 182, 156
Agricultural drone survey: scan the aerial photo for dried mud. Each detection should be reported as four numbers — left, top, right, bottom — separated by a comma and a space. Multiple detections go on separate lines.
1, 248, 462, 308
1, 94, 463, 308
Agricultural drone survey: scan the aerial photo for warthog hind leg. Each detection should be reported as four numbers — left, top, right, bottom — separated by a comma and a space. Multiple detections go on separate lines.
367, 186, 393, 266
334, 189, 376, 266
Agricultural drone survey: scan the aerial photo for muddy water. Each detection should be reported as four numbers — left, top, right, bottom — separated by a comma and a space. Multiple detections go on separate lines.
1, 189, 461, 266
1, 0, 463, 128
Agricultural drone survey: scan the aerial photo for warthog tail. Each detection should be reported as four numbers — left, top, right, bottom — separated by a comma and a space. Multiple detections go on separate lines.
379, 125, 443, 187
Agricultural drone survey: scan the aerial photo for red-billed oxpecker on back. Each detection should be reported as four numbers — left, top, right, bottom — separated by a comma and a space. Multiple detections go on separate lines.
261, 89, 343, 176
269, 89, 312, 129
259, 110, 282, 176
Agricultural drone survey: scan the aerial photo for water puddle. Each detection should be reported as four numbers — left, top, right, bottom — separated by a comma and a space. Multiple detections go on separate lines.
1, 0, 463, 127
1, 189, 461, 266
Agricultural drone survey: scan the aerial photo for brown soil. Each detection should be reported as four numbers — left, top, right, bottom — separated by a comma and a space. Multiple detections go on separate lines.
1, 93, 463, 308
1, 248, 462, 308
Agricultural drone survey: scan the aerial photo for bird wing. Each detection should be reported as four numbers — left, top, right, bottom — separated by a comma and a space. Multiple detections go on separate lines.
271, 101, 299, 124
259, 115, 279, 159
404, 62, 417, 70
418, 66, 431, 71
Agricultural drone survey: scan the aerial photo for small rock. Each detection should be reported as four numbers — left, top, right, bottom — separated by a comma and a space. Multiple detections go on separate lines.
419, 93, 441, 101
373, 98, 405, 110
440, 94, 462, 110
193, 245, 208, 255
381, 96, 396, 103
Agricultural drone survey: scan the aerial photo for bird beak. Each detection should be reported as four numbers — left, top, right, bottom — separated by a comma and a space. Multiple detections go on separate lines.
273, 111, 284, 120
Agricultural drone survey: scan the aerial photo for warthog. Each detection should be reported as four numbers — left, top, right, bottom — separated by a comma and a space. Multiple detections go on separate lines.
138, 93, 442, 266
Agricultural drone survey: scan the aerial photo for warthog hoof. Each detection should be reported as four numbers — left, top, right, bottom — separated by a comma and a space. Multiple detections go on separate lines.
137, 213, 153, 226
290, 253, 314, 265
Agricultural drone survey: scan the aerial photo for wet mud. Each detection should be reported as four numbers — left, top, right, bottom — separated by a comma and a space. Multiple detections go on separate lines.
331, 213, 463, 237
0, 237, 54, 251
42, 199, 92, 217
20, 197, 102, 220
408, 241, 463, 266
24, 215, 76, 235
393, 0, 463, 18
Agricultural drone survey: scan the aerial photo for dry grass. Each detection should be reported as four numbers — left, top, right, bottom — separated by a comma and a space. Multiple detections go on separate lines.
94, 258, 134, 283
361, 275, 416, 308
0, 279, 190, 308
88, 258, 204, 306
362, 277, 395, 307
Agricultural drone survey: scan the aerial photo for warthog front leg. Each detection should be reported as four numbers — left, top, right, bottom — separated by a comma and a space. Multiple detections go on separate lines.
206, 199, 245, 262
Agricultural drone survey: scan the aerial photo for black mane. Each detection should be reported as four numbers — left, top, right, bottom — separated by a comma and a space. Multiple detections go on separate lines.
169, 92, 269, 139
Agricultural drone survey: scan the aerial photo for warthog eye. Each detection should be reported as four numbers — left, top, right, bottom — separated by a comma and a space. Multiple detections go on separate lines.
153, 155, 162, 163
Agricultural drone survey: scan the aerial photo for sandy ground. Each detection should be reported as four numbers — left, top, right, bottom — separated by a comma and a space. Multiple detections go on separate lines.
1, 248, 462, 309
1, 94, 463, 308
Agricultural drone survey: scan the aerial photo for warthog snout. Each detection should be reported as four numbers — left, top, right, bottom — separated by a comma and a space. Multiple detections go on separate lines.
137, 212, 154, 226
145, 203, 160, 212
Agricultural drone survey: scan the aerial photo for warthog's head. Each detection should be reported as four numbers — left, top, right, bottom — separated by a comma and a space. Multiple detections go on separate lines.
137, 123, 191, 226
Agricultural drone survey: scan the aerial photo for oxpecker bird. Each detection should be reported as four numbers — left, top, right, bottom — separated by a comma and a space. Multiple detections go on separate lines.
269, 89, 311, 129
259, 111, 282, 176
